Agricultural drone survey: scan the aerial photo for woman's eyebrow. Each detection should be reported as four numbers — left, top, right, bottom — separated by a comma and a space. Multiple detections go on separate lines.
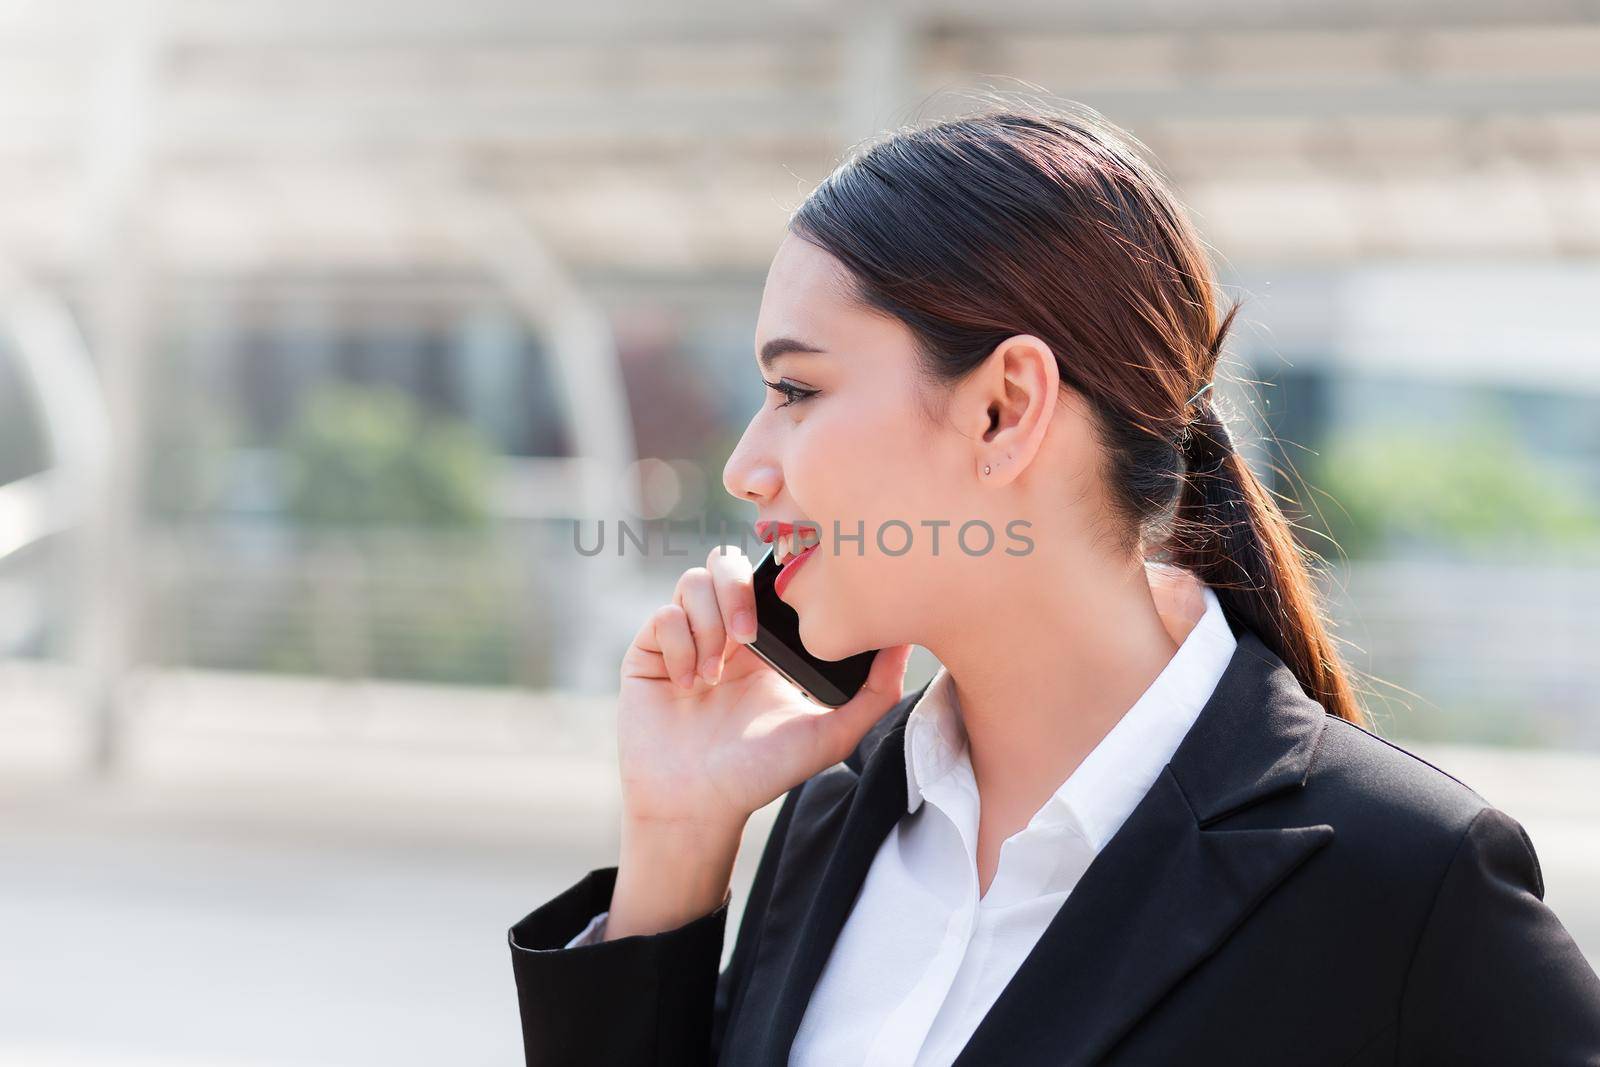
758, 337, 828, 371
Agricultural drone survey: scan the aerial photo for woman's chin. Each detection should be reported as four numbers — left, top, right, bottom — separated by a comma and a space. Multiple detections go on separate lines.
797, 613, 867, 664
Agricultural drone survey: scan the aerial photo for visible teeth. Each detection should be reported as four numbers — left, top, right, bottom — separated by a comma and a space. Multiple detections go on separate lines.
776, 525, 818, 565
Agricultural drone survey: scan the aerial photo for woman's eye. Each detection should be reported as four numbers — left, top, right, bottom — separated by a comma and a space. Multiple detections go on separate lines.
763, 378, 818, 409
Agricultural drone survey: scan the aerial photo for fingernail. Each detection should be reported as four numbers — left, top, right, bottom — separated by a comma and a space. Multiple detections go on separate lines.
733, 611, 756, 641
701, 656, 721, 684
677, 672, 696, 689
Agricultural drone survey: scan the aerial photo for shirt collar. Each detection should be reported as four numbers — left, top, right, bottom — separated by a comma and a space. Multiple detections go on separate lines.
902, 568, 1239, 857
902, 665, 968, 815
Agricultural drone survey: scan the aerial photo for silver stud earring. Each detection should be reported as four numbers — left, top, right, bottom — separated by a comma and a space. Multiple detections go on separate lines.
983, 464, 991, 475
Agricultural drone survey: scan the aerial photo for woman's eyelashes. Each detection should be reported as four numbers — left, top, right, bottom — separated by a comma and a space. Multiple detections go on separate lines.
763, 378, 819, 409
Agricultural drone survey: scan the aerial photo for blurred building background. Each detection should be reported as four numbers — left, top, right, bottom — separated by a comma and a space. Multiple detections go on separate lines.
1, 1, 1598, 1064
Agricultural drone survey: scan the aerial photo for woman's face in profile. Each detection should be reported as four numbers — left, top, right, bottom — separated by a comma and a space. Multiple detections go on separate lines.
722, 232, 987, 662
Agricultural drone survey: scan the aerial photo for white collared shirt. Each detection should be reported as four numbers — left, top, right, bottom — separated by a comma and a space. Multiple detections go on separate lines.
564, 572, 1237, 1067
790, 577, 1237, 1066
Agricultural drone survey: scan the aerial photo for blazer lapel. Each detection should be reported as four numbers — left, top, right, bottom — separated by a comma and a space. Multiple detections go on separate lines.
951, 629, 1336, 1065
751, 679, 931, 1065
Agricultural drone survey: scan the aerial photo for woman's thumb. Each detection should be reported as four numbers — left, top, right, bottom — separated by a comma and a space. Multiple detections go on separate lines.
815, 643, 915, 764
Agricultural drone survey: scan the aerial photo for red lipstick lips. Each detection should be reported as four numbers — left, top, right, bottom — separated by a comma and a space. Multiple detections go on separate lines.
773, 541, 818, 599
755, 519, 803, 543
756, 519, 820, 600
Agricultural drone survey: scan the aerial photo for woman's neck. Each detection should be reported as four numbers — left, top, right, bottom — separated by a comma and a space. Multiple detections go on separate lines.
923, 551, 1197, 867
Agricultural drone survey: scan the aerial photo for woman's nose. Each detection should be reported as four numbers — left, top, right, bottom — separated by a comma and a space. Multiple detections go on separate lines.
723, 434, 782, 504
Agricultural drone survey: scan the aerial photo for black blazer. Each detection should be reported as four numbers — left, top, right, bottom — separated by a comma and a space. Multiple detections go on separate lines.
508, 628, 1600, 1065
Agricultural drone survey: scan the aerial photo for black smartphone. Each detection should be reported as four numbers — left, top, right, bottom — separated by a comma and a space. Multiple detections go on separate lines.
746, 544, 880, 707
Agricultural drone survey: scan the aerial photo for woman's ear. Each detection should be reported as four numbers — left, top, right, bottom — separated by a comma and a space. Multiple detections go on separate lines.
973, 334, 1059, 483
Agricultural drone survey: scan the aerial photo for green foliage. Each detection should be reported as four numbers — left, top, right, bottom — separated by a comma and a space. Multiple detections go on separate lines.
283, 385, 492, 530
1307, 411, 1600, 559
267, 386, 517, 683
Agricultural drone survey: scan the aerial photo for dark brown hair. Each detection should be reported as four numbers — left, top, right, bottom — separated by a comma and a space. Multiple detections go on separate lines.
789, 99, 1367, 728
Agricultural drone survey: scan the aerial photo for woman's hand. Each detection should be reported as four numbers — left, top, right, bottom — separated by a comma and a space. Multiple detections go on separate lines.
617, 542, 915, 836
602, 543, 913, 941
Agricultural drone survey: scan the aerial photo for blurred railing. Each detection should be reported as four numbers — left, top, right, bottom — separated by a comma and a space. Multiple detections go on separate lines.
138, 521, 561, 688
125, 547, 1600, 750
6, 533, 1600, 751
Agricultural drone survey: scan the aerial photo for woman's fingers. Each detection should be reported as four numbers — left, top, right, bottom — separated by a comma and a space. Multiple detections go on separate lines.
650, 603, 700, 691
624, 547, 758, 692
673, 567, 727, 686
621, 604, 691, 689
705, 545, 759, 677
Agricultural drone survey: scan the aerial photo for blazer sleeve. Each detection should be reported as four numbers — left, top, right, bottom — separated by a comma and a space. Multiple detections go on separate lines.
1396, 804, 1600, 1065
508, 780, 807, 1067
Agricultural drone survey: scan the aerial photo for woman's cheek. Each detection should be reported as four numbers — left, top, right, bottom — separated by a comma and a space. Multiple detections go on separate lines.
790, 427, 855, 518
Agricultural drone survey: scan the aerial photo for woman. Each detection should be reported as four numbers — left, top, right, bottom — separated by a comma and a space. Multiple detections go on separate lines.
507, 104, 1600, 1065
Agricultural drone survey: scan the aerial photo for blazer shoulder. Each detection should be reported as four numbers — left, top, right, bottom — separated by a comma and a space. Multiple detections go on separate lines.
1305, 711, 1499, 844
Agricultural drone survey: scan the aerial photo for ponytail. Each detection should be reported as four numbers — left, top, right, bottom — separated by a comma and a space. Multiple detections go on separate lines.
1170, 314, 1368, 728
